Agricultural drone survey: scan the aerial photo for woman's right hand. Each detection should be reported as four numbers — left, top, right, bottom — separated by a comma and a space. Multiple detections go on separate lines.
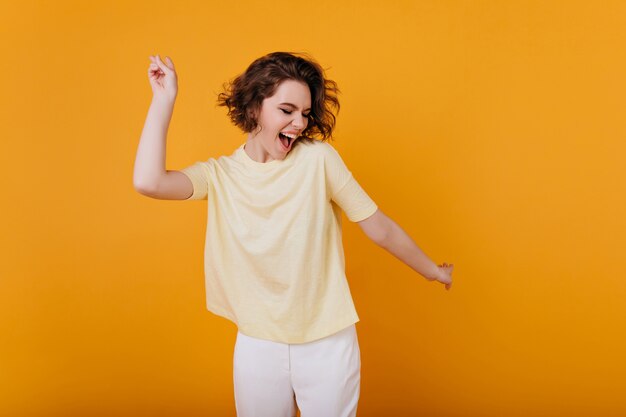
148, 55, 178, 102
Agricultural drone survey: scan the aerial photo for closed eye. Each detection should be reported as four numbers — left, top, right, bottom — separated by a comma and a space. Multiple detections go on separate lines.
281, 109, 310, 117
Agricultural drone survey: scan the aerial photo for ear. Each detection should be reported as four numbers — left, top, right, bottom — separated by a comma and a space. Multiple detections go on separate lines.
247, 104, 260, 120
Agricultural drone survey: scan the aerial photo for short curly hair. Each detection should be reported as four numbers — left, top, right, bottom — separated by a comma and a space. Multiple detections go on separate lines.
217, 51, 340, 142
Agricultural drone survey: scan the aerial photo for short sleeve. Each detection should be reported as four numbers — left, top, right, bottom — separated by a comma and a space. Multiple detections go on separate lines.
180, 161, 210, 200
323, 143, 378, 222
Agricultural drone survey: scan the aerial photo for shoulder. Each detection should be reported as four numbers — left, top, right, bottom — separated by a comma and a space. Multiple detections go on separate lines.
295, 139, 340, 160
215, 145, 243, 167
195, 157, 218, 168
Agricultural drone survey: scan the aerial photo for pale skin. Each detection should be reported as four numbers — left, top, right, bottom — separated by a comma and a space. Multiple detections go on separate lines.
133, 55, 455, 290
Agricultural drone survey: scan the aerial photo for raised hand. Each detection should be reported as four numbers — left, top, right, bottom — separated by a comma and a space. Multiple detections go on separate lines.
147, 55, 178, 102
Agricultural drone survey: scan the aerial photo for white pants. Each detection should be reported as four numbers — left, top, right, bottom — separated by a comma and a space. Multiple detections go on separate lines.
233, 324, 361, 417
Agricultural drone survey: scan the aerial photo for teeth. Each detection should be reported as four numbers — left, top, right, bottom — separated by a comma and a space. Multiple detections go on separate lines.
281, 132, 297, 139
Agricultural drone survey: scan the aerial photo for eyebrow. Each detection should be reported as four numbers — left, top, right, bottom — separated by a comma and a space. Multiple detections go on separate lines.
279, 102, 311, 112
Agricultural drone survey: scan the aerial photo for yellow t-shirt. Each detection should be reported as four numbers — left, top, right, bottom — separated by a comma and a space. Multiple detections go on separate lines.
180, 139, 378, 343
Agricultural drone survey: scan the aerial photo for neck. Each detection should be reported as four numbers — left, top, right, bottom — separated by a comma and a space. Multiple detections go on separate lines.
244, 134, 275, 163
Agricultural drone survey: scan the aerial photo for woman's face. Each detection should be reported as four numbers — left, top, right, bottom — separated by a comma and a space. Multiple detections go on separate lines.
247, 79, 311, 161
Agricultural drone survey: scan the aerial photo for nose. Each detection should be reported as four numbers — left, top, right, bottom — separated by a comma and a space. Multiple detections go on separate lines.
291, 113, 307, 129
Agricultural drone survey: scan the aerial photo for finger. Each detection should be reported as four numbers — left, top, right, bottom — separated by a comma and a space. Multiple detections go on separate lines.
155, 55, 170, 74
165, 56, 175, 70
148, 65, 163, 77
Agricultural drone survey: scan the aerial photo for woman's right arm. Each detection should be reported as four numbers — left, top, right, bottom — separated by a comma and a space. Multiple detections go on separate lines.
133, 55, 194, 200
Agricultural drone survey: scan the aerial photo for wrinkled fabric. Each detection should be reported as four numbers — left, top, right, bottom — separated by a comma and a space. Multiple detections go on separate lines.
181, 139, 377, 343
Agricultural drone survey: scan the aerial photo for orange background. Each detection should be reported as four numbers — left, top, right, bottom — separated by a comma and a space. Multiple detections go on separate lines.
1, 1, 625, 416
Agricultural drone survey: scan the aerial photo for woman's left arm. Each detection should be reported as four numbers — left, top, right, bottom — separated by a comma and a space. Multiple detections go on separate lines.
357, 209, 454, 290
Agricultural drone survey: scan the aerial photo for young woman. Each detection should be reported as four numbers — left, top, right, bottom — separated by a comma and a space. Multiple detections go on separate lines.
133, 51, 454, 417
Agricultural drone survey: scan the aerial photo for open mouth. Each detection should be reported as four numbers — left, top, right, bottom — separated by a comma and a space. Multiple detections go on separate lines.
278, 132, 295, 151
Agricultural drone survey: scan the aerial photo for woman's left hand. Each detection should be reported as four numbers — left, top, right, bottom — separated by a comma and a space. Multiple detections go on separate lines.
432, 263, 454, 290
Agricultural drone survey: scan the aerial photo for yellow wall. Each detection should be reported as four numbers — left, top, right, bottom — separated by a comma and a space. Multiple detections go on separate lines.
1, 1, 625, 416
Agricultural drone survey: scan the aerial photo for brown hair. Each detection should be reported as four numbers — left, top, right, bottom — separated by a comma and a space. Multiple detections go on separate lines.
217, 51, 340, 142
